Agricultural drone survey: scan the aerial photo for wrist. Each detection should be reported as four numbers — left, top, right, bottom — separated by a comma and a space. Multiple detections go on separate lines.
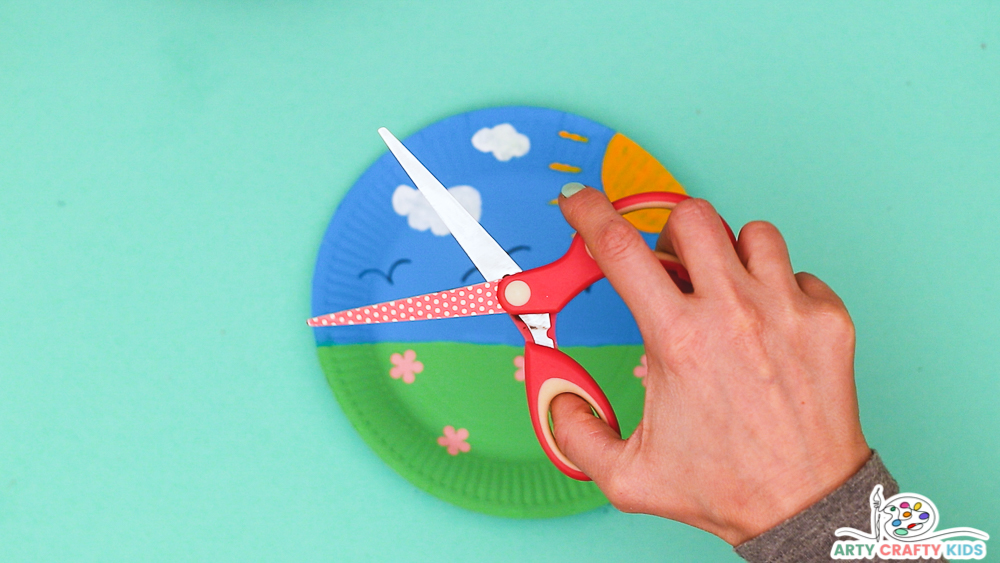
720, 443, 872, 546
734, 451, 898, 562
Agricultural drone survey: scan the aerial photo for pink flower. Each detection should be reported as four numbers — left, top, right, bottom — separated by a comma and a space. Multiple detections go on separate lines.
437, 426, 470, 455
389, 349, 423, 384
513, 355, 525, 381
633, 354, 648, 387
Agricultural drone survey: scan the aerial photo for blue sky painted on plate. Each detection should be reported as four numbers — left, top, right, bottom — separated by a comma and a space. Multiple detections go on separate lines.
312, 106, 655, 346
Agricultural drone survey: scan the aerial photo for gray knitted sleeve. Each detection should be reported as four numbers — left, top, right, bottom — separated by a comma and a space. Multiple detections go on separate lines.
733, 451, 946, 563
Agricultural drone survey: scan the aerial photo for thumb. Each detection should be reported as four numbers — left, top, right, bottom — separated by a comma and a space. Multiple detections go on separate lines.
550, 393, 628, 484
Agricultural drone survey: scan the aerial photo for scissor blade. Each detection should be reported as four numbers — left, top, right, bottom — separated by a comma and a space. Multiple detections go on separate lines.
378, 127, 521, 282
307, 281, 504, 327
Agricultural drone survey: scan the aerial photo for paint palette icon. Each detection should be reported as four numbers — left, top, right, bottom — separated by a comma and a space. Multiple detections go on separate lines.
883, 495, 937, 539
889, 501, 931, 536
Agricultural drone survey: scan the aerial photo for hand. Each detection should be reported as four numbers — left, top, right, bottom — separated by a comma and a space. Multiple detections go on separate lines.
552, 188, 870, 545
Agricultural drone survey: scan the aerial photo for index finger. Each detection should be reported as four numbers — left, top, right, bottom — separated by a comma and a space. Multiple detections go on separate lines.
558, 185, 684, 329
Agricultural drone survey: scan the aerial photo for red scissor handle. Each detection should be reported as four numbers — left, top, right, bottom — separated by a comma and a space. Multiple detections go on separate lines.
499, 191, 736, 481
521, 342, 618, 480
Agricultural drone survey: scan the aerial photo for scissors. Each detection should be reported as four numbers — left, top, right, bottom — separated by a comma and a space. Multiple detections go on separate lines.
309, 128, 736, 481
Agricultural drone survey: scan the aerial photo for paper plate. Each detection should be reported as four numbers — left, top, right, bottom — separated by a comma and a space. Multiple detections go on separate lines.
311, 106, 686, 518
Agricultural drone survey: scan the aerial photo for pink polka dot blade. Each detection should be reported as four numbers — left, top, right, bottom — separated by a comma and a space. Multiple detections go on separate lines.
307, 281, 505, 327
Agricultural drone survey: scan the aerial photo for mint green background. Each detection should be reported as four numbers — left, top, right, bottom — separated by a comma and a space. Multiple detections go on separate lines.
1, 1, 997, 561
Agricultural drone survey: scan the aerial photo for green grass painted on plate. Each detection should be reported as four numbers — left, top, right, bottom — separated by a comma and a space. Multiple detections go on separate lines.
317, 342, 645, 518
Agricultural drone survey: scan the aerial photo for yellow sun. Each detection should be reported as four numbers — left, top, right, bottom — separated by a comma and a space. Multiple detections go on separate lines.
601, 133, 686, 233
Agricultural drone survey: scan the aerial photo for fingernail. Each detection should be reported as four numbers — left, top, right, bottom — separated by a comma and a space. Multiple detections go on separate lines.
560, 182, 586, 198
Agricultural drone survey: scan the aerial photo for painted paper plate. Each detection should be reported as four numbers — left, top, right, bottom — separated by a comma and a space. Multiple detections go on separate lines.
311, 106, 686, 518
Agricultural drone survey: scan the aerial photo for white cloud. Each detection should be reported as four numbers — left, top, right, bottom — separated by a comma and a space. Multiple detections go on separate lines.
471, 123, 530, 161
392, 184, 482, 236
